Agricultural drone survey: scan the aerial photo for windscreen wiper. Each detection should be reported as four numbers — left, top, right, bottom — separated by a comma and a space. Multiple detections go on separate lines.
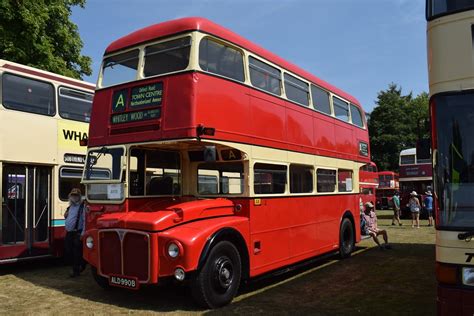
458, 231, 474, 241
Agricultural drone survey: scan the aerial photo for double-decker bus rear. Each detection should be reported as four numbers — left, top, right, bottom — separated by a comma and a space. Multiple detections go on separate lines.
426, 1, 474, 314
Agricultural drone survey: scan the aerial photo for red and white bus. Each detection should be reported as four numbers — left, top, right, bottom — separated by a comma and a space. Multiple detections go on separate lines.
375, 171, 399, 210
81, 17, 371, 308
398, 148, 432, 217
359, 162, 378, 207
426, 1, 474, 314
0, 60, 94, 263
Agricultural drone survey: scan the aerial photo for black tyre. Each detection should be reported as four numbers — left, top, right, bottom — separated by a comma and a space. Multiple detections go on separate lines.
91, 267, 111, 290
191, 241, 242, 309
339, 218, 354, 259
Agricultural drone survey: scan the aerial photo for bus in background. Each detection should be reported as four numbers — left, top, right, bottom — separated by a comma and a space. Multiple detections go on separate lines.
81, 17, 371, 308
398, 148, 432, 217
0, 60, 94, 263
359, 162, 378, 207
426, 1, 474, 314
375, 171, 399, 210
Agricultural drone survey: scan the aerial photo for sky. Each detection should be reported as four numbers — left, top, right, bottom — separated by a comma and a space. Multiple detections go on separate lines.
71, 0, 428, 113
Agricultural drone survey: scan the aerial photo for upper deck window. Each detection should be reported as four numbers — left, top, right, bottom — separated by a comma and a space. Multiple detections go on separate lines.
427, 0, 474, 20
350, 104, 364, 128
249, 56, 281, 96
333, 96, 349, 122
400, 154, 416, 165
101, 49, 139, 88
311, 85, 331, 115
58, 87, 93, 123
144, 37, 191, 77
284, 73, 309, 106
199, 38, 244, 82
2, 73, 55, 116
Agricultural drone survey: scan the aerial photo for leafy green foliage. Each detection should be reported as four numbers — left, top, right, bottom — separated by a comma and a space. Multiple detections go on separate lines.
0, 0, 91, 79
368, 84, 429, 171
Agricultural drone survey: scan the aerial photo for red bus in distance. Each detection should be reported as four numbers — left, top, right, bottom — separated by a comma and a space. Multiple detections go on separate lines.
359, 162, 378, 207
81, 17, 371, 308
376, 171, 399, 210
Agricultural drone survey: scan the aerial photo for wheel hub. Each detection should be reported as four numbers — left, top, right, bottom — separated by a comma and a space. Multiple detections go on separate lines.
213, 256, 234, 291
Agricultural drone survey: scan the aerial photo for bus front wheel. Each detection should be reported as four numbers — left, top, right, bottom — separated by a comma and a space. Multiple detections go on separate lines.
191, 240, 242, 308
339, 218, 354, 259
91, 267, 111, 290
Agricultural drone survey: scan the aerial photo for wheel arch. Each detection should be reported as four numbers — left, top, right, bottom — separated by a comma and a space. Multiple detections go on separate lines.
197, 227, 250, 280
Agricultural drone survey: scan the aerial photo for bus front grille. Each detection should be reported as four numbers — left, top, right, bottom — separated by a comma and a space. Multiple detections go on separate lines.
98, 230, 150, 282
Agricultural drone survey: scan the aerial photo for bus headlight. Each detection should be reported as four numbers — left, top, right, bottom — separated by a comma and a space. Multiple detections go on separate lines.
462, 267, 474, 286
86, 236, 94, 249
168, 242, 180, 258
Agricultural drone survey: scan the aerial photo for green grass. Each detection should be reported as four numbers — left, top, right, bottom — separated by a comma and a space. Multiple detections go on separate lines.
0, 210, 435, 315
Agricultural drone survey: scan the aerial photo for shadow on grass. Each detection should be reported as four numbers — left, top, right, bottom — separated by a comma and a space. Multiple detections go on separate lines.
2, 243, 435, 315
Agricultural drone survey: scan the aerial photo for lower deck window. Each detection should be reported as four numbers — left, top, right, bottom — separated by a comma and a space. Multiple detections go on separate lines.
317, 169, 336, 193
290, 164, 313, 193
129, 149, 181, 196
198, 162, 244, 195
254, 163, 287, 194
338, 170, 353, 192
59, 167, 85, 201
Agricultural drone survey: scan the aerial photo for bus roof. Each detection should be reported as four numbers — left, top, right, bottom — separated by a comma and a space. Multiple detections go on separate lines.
105, 17, 361, 106
0, 59, 95, 91
400, 148, 416, 156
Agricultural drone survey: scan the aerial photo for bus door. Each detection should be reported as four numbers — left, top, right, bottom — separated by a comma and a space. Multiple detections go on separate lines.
1, 164, 52, 261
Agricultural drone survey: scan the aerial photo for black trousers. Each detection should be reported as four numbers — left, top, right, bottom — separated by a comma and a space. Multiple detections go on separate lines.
65, 231, 86, 274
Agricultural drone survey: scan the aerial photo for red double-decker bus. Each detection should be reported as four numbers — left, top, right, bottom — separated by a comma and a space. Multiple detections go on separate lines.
375, 171, 399, 210
359, 162, 378, 206
81, 17, 370, 308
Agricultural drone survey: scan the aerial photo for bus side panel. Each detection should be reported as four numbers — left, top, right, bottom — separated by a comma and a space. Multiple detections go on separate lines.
312, 112, 336, 158
285, 101, 314, 152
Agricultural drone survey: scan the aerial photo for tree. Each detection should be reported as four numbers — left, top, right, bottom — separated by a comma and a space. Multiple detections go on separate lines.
0, 0, 92, 79
368, 84, 429, 172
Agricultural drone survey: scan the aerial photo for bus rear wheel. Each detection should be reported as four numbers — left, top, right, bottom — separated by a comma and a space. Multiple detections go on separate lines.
191, 241, 242, 309
339, 218, 354, 259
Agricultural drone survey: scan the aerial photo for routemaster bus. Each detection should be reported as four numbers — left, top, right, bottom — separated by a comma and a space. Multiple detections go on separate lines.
426, 1, 474, 314
359, 162, 378, 207
0, 60, 94, 263
398, 148, 432, 217
81, 17, 371, 308
375, 171, 399, 210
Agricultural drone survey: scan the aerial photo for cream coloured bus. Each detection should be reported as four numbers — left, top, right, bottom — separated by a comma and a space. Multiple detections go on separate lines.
0, 60, 94, 263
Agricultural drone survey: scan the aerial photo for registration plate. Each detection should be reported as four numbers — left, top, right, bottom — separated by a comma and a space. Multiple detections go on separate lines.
109, 275, 139, 290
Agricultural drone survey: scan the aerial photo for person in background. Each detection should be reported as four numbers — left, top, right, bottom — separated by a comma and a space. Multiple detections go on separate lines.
391, 191, 402, 226
408, 191, 421, 229
64, 188, 87, 277
424, 191, 434, 227
363, 202, 391, 250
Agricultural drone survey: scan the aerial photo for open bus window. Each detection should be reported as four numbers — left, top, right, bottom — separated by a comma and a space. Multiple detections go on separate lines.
199, 37, 244, 82
311, 85, 331, 115
254, 163, 286, 194
350, 104, 364, 128
59, 167, 85, 201
2, 73, 55, 116
101, 49, 139, 88
249, 56, 281, 96
333, 96, 350, 122
144, 37, 191, 77
129, 148, 181, 196
338, 170, 353, 192
284, 73, 309, 106
290, 164, 313, 193
198, 162, 244, 195
317, 169, 336, 193
85, 147, 124, 181
58, 87, 93, 123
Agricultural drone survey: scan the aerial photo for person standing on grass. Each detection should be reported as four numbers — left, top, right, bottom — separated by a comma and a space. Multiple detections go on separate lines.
408, 191, 421, 228
392, 191, 402, 226
424, 191, 434, 227
64, 188, 87, 277
363, 202, 392, 250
